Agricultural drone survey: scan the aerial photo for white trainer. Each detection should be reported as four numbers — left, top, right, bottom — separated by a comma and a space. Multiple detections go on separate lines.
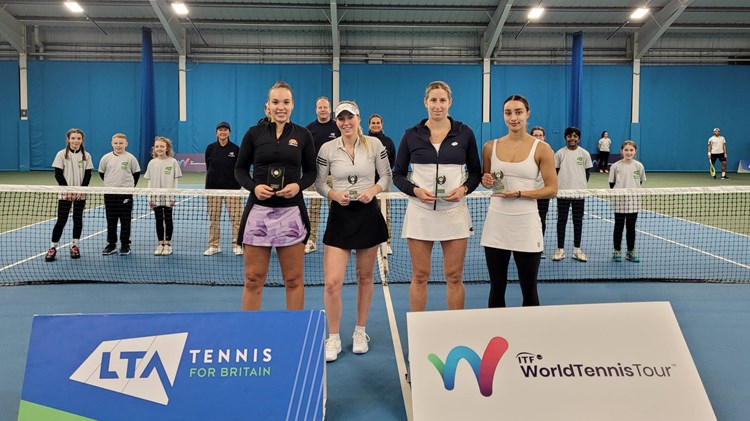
325, 336, 342, 362
233, 244, 243, 256
552, 248, 565, 261
162, 245, 172, 256
203, 246, 220, 256
572, 248, 588, 262
304, 241, 317, 254
352, 329, 370, 354
154, 245, 164, 256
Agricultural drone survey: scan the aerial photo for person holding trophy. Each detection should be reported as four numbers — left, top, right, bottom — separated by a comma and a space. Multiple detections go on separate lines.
392, 81, 481, 313
315, 101, 391, 362
234, 81, 317, 311
480, 94, 557, 308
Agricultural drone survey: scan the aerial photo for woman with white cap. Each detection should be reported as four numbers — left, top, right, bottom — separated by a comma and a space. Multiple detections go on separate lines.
315, 100, 391, 362
392, 81, 482, 313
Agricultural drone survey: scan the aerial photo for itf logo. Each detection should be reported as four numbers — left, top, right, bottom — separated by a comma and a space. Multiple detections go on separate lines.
427, 336, 509, 397
70, 332, 188, 405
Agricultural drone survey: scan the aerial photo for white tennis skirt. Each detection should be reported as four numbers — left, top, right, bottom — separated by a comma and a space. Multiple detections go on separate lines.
401, 201, 473, 241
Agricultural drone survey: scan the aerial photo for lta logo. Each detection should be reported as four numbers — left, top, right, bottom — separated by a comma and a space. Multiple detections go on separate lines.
427, 337, 509, 397
70, 333, 188, 405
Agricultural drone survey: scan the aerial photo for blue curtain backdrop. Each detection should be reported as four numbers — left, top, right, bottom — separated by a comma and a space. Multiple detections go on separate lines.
139, 28, 156, 168
3, 61, 748, 172
569, 32, 583, 129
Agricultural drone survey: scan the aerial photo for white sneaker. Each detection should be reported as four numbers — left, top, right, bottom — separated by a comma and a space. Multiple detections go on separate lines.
154, 245, 164, 256
352, 329, 370, 354
325, 336, 342, 362
304, 241, 317, 254
203, 246, 220, 256
572, 247, 588, 262
552, 248, 565, 261
233, 244, 243, 256
162, 245, 172, 256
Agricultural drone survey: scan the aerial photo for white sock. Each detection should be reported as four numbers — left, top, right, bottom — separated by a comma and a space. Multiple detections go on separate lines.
354, 325, 366, 333
328, 333, 340, 341
722, 172, 726, 176
50, 242, 57, 249
72, 239, 79, 246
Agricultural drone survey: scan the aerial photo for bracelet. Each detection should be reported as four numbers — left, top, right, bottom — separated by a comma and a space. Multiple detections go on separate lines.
517, 191, 522, 199
463, 185, 469, 195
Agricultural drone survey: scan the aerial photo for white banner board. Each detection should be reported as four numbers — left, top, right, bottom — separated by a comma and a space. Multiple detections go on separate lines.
408, 302, 715, 421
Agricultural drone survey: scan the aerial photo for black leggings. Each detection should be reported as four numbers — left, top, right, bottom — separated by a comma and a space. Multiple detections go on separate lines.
537, 198, 550, 236
613, 212, 638, 251
153, 206, 174, 242
485, 247, 541, 308
51, 199, 86, 242
557, 198, 585, 248
597, 151, 610, 171
104, 194, 134, 246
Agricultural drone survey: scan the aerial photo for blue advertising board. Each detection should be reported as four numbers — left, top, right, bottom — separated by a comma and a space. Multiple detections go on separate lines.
19, 311, 326, 420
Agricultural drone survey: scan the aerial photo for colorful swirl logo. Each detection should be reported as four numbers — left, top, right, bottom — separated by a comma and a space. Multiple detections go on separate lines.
427, 336, 509, 397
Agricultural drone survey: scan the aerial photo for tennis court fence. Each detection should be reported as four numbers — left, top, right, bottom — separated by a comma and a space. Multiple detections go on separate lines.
1, 185, 748, 286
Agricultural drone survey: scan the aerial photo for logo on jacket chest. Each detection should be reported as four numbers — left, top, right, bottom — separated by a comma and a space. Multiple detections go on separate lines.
288, 139, 299, 147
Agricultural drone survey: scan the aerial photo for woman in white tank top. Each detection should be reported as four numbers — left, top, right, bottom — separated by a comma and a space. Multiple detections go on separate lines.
479, 95, 557, 307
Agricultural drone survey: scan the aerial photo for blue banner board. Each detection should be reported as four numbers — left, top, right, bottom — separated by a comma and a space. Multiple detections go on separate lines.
738, 160, 750, 173
19, 311, 326, 420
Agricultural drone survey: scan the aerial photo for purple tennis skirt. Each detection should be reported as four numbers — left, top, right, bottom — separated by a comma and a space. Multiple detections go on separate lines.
242, 204, 307, 247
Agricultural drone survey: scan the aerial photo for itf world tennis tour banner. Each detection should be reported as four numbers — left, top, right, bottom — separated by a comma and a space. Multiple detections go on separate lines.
19, 311, 326, 420
408, 302, 716, 421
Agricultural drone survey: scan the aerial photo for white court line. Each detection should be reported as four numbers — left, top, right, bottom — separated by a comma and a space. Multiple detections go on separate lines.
586, 211, 750, 270
381, 282, 413, 421
377, 248, 413, 421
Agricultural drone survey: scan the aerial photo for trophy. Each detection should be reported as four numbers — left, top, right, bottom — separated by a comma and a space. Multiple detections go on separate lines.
347, 175, 358, 200
267, 166, 285, 191
436, 174, 447, 197
492, 171, 507, 195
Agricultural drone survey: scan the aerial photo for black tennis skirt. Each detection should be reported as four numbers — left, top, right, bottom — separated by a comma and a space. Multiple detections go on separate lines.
323, 199, 388, 249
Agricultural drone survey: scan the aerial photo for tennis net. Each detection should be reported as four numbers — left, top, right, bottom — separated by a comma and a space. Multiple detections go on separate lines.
1, 185, 748, 286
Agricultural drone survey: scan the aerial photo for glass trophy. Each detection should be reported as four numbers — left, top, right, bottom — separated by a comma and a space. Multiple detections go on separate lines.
347, 174, 358, 200
267, 167, 285, 191
436, 174, 447, 197
492, 171, 507, 195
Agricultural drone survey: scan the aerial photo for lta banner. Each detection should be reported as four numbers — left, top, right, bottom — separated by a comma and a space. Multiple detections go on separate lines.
19, 311, 325, 420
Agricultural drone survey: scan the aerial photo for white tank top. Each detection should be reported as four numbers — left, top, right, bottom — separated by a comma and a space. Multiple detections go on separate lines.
480, 138, 543, 252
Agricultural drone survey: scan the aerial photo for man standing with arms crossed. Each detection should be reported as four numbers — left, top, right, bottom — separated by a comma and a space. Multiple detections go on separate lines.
204, 121, 244, 256
708, 128, 729, 179
305, 96, 340, 254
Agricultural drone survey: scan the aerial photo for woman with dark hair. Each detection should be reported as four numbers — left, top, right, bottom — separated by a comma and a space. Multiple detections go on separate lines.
234, 81, 317, 311
480, 95, 557, 307
597, 130, 611, 173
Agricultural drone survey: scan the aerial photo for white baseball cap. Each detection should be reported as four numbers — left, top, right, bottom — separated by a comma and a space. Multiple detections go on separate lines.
713, 128, 720, 131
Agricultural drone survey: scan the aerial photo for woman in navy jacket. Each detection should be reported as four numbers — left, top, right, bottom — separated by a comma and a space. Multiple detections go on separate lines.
392, 81, 481, 312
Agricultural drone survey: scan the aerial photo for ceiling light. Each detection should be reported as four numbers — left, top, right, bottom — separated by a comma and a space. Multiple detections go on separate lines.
528, 6, 545, 20
172, 2, 189, 16
630, 7, 649, 20
64, 1, 84, 13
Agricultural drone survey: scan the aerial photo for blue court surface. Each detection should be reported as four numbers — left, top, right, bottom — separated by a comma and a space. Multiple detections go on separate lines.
1, 282, 750, 420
